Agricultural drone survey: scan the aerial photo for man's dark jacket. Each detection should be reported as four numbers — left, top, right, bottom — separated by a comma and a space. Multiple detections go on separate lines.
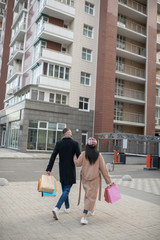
46, 137, 81, 185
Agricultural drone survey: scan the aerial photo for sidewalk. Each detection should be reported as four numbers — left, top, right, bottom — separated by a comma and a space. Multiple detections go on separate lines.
0, 179, 160, 240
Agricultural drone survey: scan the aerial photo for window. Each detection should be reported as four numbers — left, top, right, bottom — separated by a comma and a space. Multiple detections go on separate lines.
82, 48, 92, 61
27, 121, 66, 151
31, 90, 38, 100
43, 62, 70, 80
79, 97, 89, 111
83, 24, 93, 38
39, 91, 44, 101
80, 72, 91, 85
85, 1, 94, 15
49, 93, 55, 103
49, 93, 68, 105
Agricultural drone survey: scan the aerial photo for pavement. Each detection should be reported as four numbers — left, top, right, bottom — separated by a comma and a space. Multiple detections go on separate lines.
0, 148, 160, 240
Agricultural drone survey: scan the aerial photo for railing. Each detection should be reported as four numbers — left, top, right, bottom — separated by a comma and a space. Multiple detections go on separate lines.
115, 87, 145, 100
118, 0, 146, 15
156, 76, 160, 84
156, 96, 160, 105
117, 40, 146, 57
157, 15, 160, 22
116, 62, 145, 78
12, 22, 26, 41
0, 8, 4, 15
118, 19, 146, 35
10, 42, 24, 56
114, 111, 144, 123
157, 35, 160, 43
8, 66, 22, 79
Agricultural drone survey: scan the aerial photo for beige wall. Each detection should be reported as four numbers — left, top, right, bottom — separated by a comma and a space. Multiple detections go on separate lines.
69, 0, 100, 110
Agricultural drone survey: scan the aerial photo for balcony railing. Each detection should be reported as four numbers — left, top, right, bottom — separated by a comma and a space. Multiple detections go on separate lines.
115, 87, 145, 101
10, 42, 24, 56
118, 19, 146, 35
11, 22, 26, 42
156, 76, 160, 84
0, 7, 4, 15
114, 111, 144, 123
8, 65, 22, 79
117, 40, 146, 57
116, 62, 145, 78
118, 0, 146, 15
156, 96, 160, 105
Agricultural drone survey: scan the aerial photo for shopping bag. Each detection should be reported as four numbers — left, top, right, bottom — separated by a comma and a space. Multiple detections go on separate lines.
39, 174, 55, 193
37, 178, 41, 192
105, 184, 121, 204
42, 178, 57, 197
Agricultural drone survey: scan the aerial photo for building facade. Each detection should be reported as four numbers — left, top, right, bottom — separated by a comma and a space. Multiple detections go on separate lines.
0, 0, 159, 152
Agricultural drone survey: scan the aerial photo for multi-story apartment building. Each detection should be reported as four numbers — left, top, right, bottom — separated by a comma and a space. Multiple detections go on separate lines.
0, 0, 158, 152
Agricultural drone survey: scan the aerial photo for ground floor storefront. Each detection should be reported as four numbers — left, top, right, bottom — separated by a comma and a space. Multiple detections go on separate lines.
0, 99, 93, 152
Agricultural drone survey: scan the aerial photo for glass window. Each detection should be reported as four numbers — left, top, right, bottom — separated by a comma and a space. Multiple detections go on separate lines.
37, 129, 46, 150
83, 24, 93, 38
8, 122, 20, 149
48, 122, 57, 130
47, 131, 56, 150
60, 67, 64, 79
65, 68, 69, 80
54, 65, 59, 78
80, 72, 91, 85
85, 1, 94, 15
49, 64, 54, 76
43, 62, 48, 75
29, 120, 38, 128
31, 90, 38, 100
39, 122, 47, 128
39, 91, 44, 101
79, 97, 89, 111
27, 129, 37, 149
49, 93, 55, 103
56, 94, 61, 104
62, 95, 67, 104
82, 48, 92, 61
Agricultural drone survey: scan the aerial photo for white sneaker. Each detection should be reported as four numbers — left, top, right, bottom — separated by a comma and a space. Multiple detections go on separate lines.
64, 208, 70, 214
90, 211, 95, 216
52, 207, 59, 220
80, 217, 88, 225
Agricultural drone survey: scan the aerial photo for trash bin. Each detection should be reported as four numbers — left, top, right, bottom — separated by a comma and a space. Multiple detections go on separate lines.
152, 156, 160, 169
146, 155, 152, 168
119, 153, 126, 164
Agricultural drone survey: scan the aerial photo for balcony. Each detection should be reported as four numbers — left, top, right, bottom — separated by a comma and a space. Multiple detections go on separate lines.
10, 22, 26, 46
156, 52, 160, 69
114, 111, 144, 125
37, 22, 73, 45
39, 0, 75, 22
115, 87, 145, 104
118, 0, 146, 24
7, 65, 22, 83
39, 48, 72, 66
12, 7, 28, 29
156, 75, 160, 85
155, 118, 160, 127
156, 96, 160, 106
13, 0, 27, 13
0, 7, 4, 20
38, 75, 70, 92
0, 0, 6, 9
116, 62, 145, 83
117, 19, 146, 43
9, 42, 24, 65
116, 40, 146, 63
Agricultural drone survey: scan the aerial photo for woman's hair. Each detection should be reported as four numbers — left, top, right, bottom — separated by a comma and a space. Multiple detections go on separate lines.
85, 144, 99, 165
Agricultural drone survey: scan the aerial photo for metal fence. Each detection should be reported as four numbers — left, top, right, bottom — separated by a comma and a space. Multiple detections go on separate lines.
97, 133, 160, 155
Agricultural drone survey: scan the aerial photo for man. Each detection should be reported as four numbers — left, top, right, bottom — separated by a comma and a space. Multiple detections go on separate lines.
46, 128, 81, 220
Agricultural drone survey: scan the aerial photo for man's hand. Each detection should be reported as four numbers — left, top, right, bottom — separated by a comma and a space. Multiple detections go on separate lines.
45, 171, 51, 175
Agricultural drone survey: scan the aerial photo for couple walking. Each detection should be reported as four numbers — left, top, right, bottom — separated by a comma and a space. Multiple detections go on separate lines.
46, 128, 113, 225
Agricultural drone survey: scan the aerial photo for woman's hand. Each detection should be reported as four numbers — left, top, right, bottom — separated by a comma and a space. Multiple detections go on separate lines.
45, 171, 51, 175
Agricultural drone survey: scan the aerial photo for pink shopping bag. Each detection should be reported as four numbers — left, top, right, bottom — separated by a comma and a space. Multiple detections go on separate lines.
105, 184, 121, 204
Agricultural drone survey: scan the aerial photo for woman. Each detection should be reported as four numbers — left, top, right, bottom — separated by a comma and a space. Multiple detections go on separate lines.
74, 137, 113, 225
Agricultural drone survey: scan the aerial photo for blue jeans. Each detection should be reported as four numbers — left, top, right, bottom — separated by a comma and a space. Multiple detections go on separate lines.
56, 184, 72, 209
